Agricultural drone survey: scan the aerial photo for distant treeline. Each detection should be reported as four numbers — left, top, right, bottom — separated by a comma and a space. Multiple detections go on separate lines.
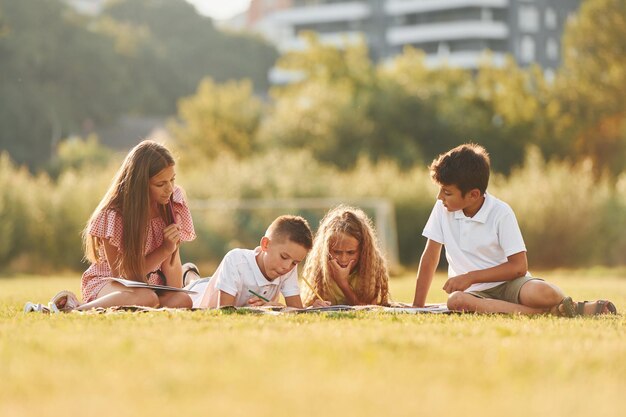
0, 0, 277, 169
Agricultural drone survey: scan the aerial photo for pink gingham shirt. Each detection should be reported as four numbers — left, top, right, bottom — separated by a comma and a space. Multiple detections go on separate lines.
81, 186, 196, 302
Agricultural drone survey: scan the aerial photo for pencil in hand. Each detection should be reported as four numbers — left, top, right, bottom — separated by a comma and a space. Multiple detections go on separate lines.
248, 289, 270, 303
301, 276, 324, 303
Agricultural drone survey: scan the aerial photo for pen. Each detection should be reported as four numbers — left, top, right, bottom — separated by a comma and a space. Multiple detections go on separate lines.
301, 276, 324, 302
167, 196, 178, 266
248, 289, 270, 302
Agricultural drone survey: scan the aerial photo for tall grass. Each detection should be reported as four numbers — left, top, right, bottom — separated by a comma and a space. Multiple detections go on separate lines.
0, 147, 624, 274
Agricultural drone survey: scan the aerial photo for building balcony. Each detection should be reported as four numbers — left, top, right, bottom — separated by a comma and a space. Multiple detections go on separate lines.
387, 20, 509, 45
268, 67, 306, 85
424, 51, 507, 69
278, 31, 366, 52
272, 2, 371, 25
385, 0, 509, 15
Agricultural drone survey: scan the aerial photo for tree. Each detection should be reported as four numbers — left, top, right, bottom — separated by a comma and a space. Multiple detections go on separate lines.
0, 0, 126, 169
381, 49, 553, 172
47, 135, 114, 178
265, 35, 437, 168
169, 78, 263, 161
557, 0, 626, 175
102, 0, 278, 114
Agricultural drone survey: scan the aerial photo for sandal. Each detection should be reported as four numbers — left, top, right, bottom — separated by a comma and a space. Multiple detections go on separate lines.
23, 302, 52, 314
182, 262, 201, 287
50, 290, 81, 312
551, 296, 576, 317
575, 300, 617, 316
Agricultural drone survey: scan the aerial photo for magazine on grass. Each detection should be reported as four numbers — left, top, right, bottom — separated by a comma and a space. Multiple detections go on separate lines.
110, 278, 198, 294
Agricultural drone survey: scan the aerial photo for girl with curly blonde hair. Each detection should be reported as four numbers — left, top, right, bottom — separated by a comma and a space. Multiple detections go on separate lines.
301, 205, 389, 306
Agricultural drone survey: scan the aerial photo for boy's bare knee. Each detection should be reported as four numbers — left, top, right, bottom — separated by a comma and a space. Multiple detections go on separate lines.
447, 291, 470, 311
520, 280, 563, 306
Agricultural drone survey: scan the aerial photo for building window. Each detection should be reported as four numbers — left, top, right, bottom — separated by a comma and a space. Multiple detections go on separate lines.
545, 7, 558, 29
438, 42, 450, 56
544, 68, 555, 83
520, 36, 535, 63
546, 38, 559, 60
519, 6, 539, 32
481, 8, 493, 21
393, 15, 407, 26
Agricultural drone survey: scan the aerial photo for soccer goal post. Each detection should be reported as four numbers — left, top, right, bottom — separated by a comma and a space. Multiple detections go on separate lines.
188, 197, 400, 269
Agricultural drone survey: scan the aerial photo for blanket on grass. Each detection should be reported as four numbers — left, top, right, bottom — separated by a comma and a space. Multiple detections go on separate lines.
67, 303, 451, 315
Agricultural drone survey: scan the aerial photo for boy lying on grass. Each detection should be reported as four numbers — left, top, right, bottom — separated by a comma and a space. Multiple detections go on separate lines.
185, 215, 330, 309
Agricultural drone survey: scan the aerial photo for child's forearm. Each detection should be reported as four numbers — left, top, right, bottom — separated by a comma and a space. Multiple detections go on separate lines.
160, 254, 183, 287
336, 281, 363, 305
466, 252, 528, 284
413, 263, 436, 307
143, 246, 171, 275
413, 240, 442, 307
285, 295, 304, 309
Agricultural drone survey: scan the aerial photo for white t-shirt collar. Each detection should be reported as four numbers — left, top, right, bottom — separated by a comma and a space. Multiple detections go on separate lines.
453, 192, 493, 224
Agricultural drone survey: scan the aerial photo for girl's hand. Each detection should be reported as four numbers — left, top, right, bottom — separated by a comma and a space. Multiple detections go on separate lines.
162, 223, 181, 254
311, 299, 332, 308
246, 297, 282, 307
328, 257, 355, 286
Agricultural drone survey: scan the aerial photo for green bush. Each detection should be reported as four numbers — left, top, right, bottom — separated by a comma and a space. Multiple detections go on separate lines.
1, 147, 625, 274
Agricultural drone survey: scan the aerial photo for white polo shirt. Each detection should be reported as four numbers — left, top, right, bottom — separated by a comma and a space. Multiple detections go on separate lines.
196, 247, 300, 308
423, 193, 528, 292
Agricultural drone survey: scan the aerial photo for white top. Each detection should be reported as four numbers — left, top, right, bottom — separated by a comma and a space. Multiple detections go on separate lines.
423, 193, 528, 292
197, 247, 301, 308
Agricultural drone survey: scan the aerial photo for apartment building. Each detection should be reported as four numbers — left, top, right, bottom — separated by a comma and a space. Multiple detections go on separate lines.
260, 0, 581, 81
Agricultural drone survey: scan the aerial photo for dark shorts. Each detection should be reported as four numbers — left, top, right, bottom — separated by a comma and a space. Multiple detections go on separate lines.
467, 276, 543, 304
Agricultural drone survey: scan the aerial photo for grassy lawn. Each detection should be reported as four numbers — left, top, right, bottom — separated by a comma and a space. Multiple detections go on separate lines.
1, 270, 625, 417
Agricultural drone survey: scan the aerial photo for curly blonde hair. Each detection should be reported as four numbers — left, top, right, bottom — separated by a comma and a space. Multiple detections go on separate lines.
301, 205, 389, 306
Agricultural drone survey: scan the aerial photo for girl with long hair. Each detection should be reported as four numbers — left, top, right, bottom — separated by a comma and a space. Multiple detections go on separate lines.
55, 140, 195, 311
301, 205, 389, 306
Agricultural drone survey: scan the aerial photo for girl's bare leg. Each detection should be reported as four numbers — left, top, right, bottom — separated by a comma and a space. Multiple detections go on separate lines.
158, 291, 192, 308
77, 282, 159, 311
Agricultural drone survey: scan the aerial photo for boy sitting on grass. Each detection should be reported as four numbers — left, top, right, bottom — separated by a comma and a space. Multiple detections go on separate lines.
412, 143, 617, 316
186, 215, 329, 309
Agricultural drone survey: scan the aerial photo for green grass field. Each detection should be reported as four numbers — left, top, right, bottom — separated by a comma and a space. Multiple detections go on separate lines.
1, 270, 625, 417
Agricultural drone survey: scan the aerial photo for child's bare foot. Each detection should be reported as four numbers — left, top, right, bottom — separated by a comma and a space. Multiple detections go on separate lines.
574, 300, 617, 316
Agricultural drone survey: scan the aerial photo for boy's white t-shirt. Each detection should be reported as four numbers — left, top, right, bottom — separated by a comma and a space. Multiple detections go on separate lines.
195, 247, 300, 308
422, 193, 528, 292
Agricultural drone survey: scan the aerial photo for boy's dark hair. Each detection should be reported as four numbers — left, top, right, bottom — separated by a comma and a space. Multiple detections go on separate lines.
429, 143, 490, 195
266, 215, 313, 250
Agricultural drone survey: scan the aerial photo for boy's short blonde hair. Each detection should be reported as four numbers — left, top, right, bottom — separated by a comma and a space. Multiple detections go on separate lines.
266, 215, 313, 250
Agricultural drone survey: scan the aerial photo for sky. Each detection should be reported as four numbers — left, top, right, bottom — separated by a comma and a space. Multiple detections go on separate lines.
185, 0, 252, 20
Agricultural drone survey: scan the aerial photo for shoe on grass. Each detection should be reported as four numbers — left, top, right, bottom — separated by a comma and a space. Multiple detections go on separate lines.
50, 290, 80, 312
182, 262, 201, 287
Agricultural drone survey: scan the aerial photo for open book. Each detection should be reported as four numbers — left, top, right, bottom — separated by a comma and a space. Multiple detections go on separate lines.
109, 278, 198, 294
381, 304, 450, 314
